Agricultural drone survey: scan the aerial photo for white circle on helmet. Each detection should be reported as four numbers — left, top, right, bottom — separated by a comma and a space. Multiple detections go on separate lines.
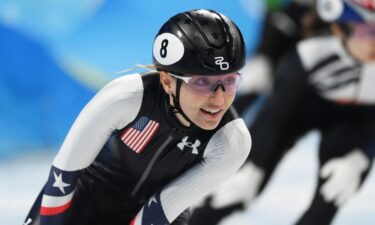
153, 33, 185, 66
317, 0, 345, 22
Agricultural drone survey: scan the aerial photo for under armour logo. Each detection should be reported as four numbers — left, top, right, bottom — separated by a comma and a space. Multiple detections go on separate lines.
177, 136, 201, 154
24, 218, 32, 225
214, 56, 229, 70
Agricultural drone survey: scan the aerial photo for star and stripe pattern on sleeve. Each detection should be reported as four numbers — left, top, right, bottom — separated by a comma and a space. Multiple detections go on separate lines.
40, 166, 79, 217
130, 193, 170, 225
120, 116, 160, 154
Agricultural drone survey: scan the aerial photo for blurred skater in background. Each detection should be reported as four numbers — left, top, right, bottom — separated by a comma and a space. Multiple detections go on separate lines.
235, 0, 327, 115
189, 1, 375, 224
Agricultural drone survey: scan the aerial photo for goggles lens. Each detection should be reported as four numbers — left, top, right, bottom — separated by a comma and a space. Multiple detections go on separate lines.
169, 72, 241, 96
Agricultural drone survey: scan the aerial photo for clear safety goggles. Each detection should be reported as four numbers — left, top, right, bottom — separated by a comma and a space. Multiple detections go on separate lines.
169, 72, 241, 96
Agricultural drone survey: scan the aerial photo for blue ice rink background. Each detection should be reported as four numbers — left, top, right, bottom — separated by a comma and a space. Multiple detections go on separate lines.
0, 0, 374, 224
0, 0, 263, 155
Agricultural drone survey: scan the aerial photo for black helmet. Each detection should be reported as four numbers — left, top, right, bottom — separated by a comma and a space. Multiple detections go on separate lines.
152, 9, 246, 76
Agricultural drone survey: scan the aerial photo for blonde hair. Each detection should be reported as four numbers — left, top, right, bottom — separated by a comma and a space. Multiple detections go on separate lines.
116, 64, 158, 76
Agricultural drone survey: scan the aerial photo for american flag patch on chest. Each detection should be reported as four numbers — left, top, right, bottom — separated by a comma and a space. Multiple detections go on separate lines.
120, 116, 160, 153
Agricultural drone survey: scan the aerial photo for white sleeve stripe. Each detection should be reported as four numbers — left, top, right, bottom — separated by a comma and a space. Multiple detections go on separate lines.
53, 74, 144, 171
132, 208, 143, 225
41, 191, 75, 207
160, 119, 251, 222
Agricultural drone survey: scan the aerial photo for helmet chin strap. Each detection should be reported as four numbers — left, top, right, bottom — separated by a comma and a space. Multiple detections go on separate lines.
168, 79, 194, 127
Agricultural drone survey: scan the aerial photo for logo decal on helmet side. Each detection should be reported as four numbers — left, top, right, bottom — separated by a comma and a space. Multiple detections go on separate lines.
317, 0, 344, 22
153, 33, 185, 66
214, 56, 229, 70
177, 136, 201, 155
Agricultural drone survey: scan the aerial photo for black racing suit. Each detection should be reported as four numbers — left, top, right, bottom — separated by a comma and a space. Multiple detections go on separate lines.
234, 0, 328, 114
24, 73, 251, 225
